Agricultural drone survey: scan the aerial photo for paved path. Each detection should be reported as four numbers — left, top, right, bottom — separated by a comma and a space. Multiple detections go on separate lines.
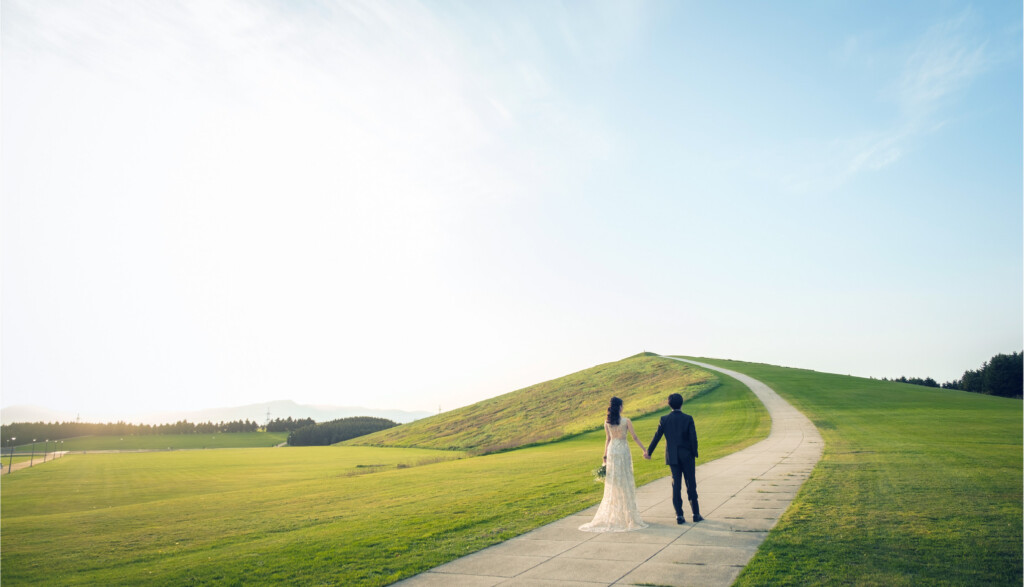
395, 357, 823, 587
0, 451, 69, 474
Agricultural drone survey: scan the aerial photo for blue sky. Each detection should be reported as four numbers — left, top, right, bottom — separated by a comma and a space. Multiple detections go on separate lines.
2, 1, 1021, 419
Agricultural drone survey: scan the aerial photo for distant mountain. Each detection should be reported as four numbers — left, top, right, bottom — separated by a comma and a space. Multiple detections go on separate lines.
0, 400, 431, 426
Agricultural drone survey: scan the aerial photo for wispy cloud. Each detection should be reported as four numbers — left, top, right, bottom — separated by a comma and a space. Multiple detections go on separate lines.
772, 8, 991, 195
899, 9, 989, 114
852, 9, 989, 172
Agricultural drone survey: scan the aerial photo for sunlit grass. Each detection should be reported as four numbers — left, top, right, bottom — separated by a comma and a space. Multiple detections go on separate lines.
1, 369, 767, 585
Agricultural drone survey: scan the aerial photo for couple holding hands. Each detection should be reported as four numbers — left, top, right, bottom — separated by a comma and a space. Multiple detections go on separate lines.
579, 393, 702, 532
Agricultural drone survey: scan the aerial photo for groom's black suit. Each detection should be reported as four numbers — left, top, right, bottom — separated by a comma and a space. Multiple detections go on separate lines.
647, 409, 699, 518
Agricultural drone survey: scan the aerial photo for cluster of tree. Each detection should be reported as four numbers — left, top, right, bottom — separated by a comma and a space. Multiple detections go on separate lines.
954, 352, 1023, 397
882, 376, 940, 388
265, 417, 315, 432
0, 419, 262, 446
884, 351, 1022, 398
287, 416, 398, 446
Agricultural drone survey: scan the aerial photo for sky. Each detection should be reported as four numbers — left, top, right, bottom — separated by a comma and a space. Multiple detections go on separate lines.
2, 0, 1021, 420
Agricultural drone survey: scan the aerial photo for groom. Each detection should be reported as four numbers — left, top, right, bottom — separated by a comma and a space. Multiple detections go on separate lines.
645, 393, 702, 524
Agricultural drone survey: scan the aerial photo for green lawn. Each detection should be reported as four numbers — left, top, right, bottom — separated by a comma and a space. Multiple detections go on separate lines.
7, 432, 289, 453
0, 369, 768, 585
681, 357, 1023, 587
349, 353, 716, 453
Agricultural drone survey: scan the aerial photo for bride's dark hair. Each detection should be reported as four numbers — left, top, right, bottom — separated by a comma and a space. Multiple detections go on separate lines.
606, 397, 623, 425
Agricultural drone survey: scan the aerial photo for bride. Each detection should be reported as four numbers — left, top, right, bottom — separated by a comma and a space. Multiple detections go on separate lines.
579, 396, 649, 532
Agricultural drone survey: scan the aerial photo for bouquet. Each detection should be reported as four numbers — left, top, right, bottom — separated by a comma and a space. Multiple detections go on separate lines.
592, 464, 606, 483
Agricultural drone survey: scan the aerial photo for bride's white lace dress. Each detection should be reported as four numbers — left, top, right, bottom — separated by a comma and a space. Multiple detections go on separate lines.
579, 419, 648, 532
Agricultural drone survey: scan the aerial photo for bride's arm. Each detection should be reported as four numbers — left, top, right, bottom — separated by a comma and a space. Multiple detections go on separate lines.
602, 422, 611, 463
627, 419, 648, 456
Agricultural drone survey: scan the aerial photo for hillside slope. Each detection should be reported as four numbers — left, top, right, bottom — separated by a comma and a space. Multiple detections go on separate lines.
346, 353, 716, 453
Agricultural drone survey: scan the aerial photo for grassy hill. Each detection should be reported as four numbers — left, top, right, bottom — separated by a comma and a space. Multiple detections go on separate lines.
681, 357, 1023, 587
0, 362, 768, 586
347, 353, 716, 453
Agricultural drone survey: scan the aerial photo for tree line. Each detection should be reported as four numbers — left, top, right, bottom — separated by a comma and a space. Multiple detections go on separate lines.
883, 376, 941, 388
287, 417, 398, 446
884, 351, 1022, 398
265, 417, 316, 432
0, 419, 262, 446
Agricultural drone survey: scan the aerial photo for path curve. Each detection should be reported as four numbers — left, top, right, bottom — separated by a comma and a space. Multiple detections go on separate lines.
396, 356, 823, 587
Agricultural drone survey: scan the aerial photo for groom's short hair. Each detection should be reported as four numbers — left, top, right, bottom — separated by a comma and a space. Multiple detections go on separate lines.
668, 393, 683, 410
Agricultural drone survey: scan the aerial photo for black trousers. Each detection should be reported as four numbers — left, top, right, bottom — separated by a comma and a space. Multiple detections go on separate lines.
669, 457, 698, 515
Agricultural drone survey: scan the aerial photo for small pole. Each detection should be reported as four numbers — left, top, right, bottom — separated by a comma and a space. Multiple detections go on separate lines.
29, 439, 36, 467
7, 437, 15, 474
43, 439, 49, 463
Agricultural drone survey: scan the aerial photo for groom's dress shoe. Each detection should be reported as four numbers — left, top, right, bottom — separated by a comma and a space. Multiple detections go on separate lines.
690, 500, 703, 522
692, 513, 704, 522
676, 515, 686, 524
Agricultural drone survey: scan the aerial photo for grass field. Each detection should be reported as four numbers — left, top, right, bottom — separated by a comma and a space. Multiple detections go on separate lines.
681, 357, 1023, 587
0, 368, 768, 585
6, 432, 289, 453
348, 353, 715, 453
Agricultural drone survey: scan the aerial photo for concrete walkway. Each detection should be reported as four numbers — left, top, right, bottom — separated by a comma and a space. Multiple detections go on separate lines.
395, 357, 823, 587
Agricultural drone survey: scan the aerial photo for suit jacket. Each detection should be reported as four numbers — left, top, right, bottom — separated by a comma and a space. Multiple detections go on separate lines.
648, 409, 698, 465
